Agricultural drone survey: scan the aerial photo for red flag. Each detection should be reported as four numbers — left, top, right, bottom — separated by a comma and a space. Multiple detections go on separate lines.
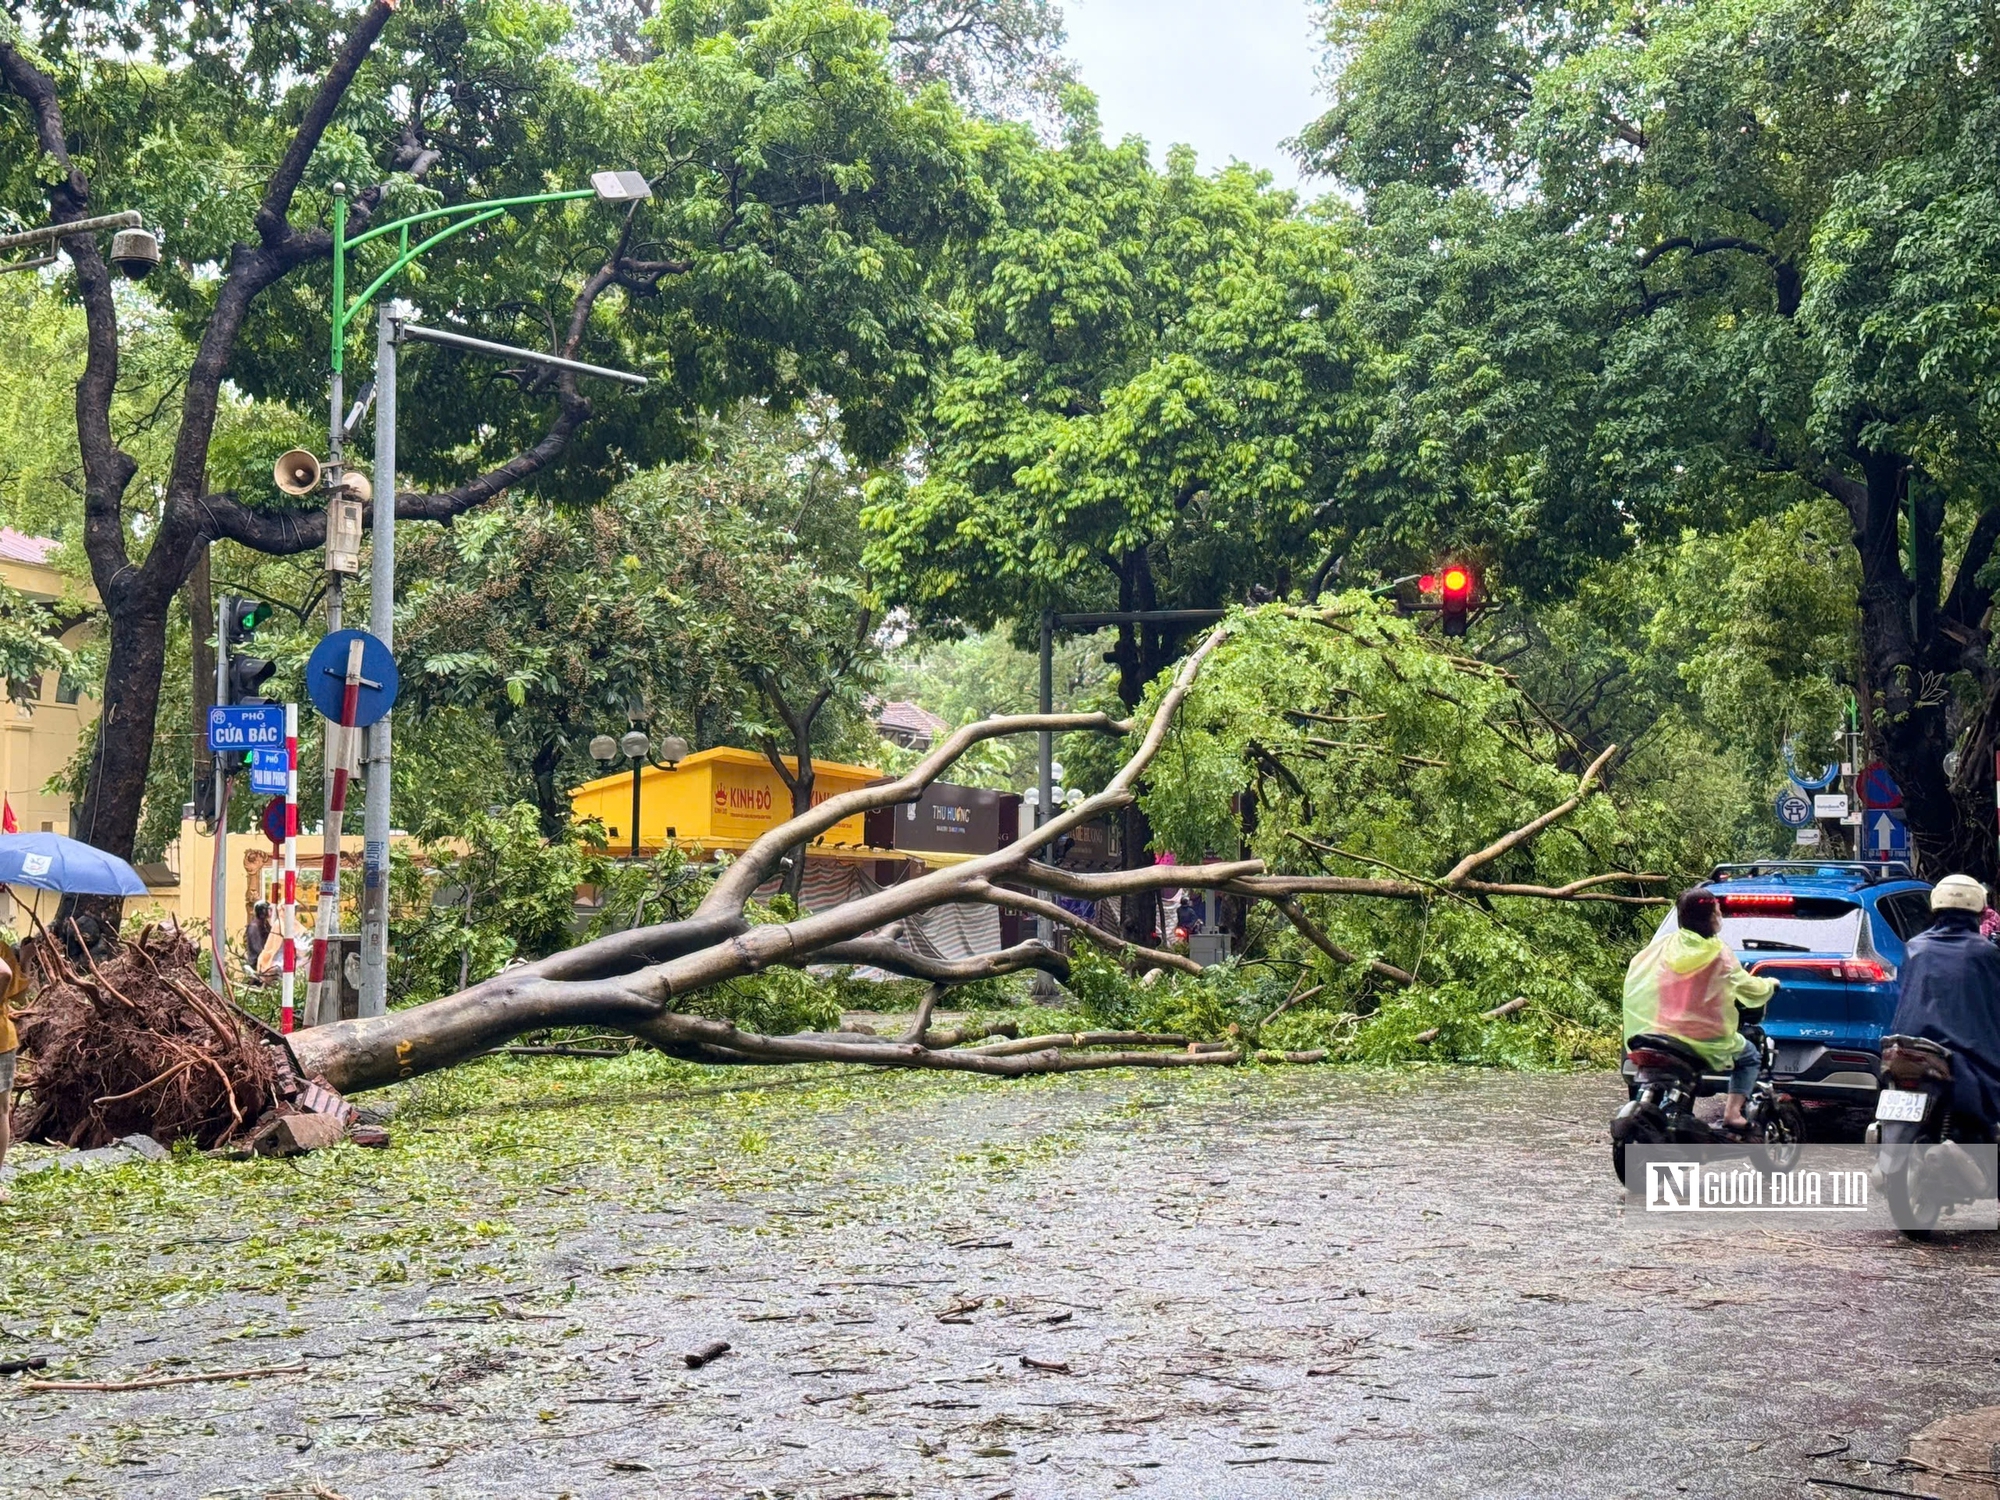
3, 797, 17, 834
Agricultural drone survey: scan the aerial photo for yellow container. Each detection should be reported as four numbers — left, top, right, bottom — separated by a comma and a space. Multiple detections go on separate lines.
568, 746, 883, 856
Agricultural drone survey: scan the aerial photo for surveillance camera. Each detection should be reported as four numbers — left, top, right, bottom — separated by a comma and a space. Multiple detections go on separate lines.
109, 227, 161, 280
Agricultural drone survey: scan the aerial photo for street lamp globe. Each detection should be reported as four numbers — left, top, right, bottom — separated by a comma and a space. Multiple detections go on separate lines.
619, 729, 651, 761
658, 734, 690, 767
588, 734, 618, 765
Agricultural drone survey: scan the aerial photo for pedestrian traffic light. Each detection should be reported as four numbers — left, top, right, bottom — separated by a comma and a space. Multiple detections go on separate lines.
1440, 564, 1474, 637
221, 593, 276, 705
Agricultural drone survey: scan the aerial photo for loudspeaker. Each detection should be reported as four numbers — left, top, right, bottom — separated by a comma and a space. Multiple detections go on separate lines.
273, 449, 322, 495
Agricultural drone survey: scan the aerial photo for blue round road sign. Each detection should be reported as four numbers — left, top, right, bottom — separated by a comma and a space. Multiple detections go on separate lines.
1774, 788, 1813, 828
1859, 760, 1902, 810
305, 628, 399, 728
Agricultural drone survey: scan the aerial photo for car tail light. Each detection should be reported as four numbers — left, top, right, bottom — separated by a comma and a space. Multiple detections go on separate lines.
1722, 893, 1796, 912
1748, 958, 1894, 982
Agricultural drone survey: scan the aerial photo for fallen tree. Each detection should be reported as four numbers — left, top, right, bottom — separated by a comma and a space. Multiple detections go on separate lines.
14, 609, 1665, 1136
282, 613, 1661, 1093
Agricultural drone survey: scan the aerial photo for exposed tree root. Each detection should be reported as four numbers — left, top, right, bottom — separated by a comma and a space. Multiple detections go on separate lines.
10, 926, 277, 1149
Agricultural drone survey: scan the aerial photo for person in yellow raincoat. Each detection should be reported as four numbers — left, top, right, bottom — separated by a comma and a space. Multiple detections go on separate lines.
1624, 889, 1778, 1133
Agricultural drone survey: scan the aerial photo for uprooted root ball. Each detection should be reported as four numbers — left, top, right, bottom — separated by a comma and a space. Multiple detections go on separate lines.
11, 926, 277, 1150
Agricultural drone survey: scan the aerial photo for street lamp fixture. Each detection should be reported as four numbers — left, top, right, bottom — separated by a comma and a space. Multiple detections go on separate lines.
590, 725, 687, 860
0, 210, 157, 278
329, 168, 651, 384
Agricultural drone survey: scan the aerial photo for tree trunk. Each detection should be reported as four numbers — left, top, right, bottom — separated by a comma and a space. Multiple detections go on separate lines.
531, 741, 566, 839
780, 739, 814, 905
71, 604, 171, 861
1842, 450, 1988, 879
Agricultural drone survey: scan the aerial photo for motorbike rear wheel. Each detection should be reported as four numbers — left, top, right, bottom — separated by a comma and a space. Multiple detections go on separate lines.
1753, 1097, 1805, 1174
1879, 1121, 1939, 1240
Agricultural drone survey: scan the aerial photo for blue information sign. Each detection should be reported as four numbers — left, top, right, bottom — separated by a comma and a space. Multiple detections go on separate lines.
207, 704, 286, 752
1865, 808, 1910, 861
248, 747, 289, 795
305, 629, 399, 729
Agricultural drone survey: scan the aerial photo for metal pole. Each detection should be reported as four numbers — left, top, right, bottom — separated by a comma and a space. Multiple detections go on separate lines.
281, 703, 299, 1034
208, 596, 229, 994
306, 639, 365, 1028
359, 305, 396, 1018
394, 322, 650, 386
631, 759, 643, 860
323, 190, 346, 939
0, 210, 142, 252
1037, 610, 1054, 954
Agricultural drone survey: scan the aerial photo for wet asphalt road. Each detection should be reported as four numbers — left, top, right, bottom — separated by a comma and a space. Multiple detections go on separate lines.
4, 1065, 1997, 1499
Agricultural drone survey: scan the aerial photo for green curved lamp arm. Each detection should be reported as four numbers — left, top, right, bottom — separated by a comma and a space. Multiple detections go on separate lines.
329, 186, 596, 373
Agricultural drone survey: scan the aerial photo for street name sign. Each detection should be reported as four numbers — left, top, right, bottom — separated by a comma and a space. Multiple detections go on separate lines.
208, 704, 285, 752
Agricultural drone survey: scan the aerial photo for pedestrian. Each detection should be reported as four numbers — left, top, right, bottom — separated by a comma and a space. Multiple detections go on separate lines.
245, 902, 272, 983
0, 934, 29, 1196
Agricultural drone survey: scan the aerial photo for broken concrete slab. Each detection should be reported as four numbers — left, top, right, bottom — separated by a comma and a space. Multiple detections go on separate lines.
247, 1111, 346, 1156
0, 1132, 170, 1181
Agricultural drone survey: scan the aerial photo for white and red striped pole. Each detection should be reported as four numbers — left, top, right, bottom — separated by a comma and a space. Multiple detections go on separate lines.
280, 702, 300, 1033
305, 640, 365, 1028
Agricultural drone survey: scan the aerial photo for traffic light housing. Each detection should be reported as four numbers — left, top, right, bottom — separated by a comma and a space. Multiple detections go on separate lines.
221, 593, 276, 705
1439, 564, 1474, 637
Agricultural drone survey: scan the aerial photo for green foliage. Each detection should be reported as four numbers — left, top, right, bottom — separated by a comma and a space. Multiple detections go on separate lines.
395, 402, 885, 835
1127, 598, 1711, 1063
385, 802, 692, 1004
683, 966, 844, 1038
864, 109, 1364, 702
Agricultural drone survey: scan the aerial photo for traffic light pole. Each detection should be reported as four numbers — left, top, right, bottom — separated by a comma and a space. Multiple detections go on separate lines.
358, 305, 397, 1019
208, 596, 230, 994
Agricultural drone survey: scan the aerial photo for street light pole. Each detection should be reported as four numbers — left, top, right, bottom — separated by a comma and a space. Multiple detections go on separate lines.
325, 171, 650, 1018
358, 302, 398, 1018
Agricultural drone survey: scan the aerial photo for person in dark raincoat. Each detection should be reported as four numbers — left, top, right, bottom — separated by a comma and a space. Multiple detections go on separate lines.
1887, 874, 2000, 1126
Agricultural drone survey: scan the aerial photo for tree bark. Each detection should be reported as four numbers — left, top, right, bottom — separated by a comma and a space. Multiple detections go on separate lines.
69, 604, 170, 854
1827, 450, 2000, 880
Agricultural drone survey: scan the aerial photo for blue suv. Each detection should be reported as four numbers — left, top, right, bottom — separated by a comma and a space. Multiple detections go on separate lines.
1624, 860, 1932, 1110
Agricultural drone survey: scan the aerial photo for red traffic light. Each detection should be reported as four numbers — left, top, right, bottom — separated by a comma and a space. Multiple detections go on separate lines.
1442, 566, 1470, 595
1419, 573, 1437, 593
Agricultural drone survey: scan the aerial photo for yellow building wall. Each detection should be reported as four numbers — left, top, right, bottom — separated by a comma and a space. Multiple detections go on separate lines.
569, 746, 882, 855
0, 550, 97, 838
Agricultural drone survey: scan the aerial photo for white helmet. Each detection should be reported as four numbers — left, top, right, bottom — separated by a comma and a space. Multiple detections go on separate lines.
1931, 873, 1988, 913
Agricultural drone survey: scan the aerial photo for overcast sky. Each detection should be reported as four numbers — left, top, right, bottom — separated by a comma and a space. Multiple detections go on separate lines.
1062, 0, 1327, 188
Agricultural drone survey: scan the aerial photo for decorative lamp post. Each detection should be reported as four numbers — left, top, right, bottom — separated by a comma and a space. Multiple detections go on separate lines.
591, 726, 689, 859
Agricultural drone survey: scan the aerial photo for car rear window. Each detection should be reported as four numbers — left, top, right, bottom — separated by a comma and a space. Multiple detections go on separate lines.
1659, 896, 1864, 956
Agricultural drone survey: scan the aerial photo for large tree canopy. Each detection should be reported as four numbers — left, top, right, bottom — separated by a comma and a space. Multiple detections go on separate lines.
864, 105, 1366, 708
0, 0, 983, 872
1301, 0, 2000, 876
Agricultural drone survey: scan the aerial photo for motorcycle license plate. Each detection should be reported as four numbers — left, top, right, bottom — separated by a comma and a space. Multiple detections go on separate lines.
1875, 1088, 1930, 1123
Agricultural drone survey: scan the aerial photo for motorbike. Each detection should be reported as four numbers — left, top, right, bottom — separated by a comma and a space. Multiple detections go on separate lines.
1868, 1034, 1997, 1238
1611, 1013, 1804, 1189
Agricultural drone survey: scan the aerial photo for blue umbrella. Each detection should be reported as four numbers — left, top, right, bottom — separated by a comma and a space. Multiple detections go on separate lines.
0, 833, 147, 897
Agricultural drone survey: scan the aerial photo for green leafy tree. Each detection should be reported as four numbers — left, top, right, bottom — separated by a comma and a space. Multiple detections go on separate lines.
1300, 0, 2000, 874
396, 404, 887, 871
0, 0, 981, 892
866, 105, 1366, 918
1138, 598, 1706, 1064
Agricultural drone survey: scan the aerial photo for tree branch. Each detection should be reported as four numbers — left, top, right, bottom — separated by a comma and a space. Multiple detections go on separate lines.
255, 1, 400, 247
1443, 744, 1618, 884
0, 33, 136, 594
